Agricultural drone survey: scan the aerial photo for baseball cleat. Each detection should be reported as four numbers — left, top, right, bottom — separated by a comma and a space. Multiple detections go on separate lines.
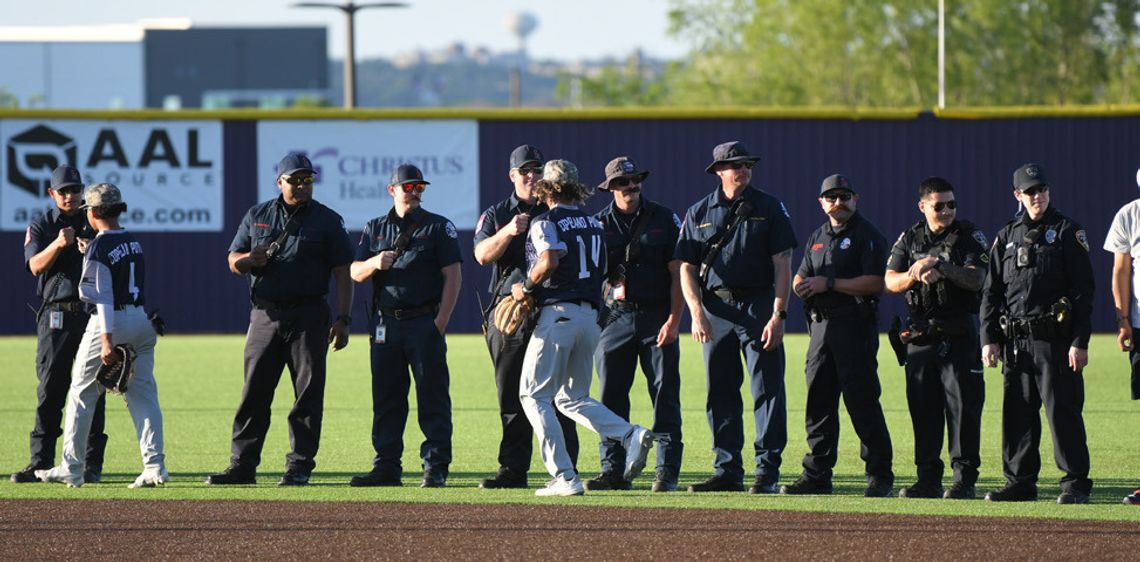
1125, 489, 1140, 505
129, 467, 169, 488
35, 467, 83, 488
622, 425, 654, 482
535, 475, 585, 497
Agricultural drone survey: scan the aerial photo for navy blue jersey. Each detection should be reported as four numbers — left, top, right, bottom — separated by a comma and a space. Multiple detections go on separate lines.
473, 193, 548, 296
526, 205, 606, 308
355, 207, 463, 309
80, 230, 145, 308
24, 207, 95, 302
675, 185, 797, 291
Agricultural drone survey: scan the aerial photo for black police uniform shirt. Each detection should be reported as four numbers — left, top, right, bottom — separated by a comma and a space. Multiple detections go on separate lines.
473, 193, 548, 297
797, 211, 889, 310
886, 219, 989, 318
79, 230, 145, 332
525, 204, 606, 308
980, 206, 1094, 349
229, 197, 354, 303
24, 207, 94, 303
595, 199, 681, 304
675, 185, 797, 291
355, 206, 463, 309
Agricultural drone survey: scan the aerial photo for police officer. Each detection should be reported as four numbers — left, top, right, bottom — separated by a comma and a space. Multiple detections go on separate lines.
13, 165, 108, 484
784, 174, 894, 497
349, 164, 462, 488
587, 156, 684, 493
1104, 179, 1140, 505
981, 163, 1094, 504
675, 141, 796, 494
885, 177, 987, 500
473, 144, 578, 489
207, 152, 354, 486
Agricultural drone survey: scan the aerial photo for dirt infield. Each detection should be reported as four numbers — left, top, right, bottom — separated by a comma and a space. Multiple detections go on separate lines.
2, 500, 1138, 560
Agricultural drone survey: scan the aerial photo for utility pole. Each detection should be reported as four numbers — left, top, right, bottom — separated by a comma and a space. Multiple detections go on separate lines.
293, 1, 409, 108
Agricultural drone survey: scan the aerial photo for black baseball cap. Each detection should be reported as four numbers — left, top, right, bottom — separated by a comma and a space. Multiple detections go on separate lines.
50, 165, 83, 190
1013, 163, 1047, 191
819, 174, 856, 195
390, 163, 430, 186
276, 152, 316, 177
705, 141, 760, 174
509, 144, 544, 169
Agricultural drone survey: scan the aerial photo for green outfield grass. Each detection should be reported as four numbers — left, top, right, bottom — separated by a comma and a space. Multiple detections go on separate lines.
1, 333, 1139, 522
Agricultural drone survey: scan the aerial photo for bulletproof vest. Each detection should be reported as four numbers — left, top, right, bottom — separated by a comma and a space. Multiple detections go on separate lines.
904, 221, 978, 317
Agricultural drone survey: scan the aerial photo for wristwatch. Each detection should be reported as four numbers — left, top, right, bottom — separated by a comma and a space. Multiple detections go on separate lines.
774, 310, 788, 320
335, 315, 352, 325
1117, 313, 1131, 324
825, 276, 835, 291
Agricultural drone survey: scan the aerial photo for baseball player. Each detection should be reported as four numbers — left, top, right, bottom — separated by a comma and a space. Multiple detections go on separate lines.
1105, 168, 1140, 505
13, 165, 109, 484
36, 183, 168, 488
513, 159, 653, 497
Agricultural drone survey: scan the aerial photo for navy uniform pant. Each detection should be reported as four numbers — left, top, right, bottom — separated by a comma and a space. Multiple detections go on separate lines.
802, 314, 893, 482
371, 314, 453, 477
231, 301, 329, 475
485, 318, 578, 476
1001, 338, 1091, 493
904, 328, 984, 486
29, 306, 107, 469
594, 303, 683, 476
701, 292, 786, 484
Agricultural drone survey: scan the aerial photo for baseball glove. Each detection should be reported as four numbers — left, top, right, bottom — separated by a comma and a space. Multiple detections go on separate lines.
493, 295, 535, 336
96, 344, 137, 395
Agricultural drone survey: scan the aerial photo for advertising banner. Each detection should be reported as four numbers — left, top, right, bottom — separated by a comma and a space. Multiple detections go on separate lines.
256, 120, 479, 231
0, 120, 223, 231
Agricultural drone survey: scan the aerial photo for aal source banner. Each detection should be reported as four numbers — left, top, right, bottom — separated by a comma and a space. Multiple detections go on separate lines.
0, 120, 223, 231
256, 120, 479, 231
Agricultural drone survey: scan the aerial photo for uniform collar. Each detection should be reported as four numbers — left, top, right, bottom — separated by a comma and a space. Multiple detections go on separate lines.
1019, 206, 1055, 226
711, 184, 755, 208
387, 205, 425, 225
508, 191, 542, 215
827, 210, 862, 235
604, 197, 650, 219
275, 196, 311, 215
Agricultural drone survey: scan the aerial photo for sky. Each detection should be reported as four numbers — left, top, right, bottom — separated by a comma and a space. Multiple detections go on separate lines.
2, 0, 690, 61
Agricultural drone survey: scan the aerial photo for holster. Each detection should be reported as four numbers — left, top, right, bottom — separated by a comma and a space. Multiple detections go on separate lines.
887, 316, 907, 366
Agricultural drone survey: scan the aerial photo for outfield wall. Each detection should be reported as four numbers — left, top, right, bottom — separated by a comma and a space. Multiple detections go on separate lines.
1, 107, 1138, 335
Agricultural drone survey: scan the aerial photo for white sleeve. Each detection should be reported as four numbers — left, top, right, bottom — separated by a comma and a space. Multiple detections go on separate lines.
80, 258, 116, 333
529, 218, 566, 256
1103, 206, 1131, 254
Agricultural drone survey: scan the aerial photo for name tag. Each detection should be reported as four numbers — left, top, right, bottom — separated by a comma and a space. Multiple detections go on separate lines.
612, 282, 626, 301
374, 324, 387, 344
49, 310, 63, 330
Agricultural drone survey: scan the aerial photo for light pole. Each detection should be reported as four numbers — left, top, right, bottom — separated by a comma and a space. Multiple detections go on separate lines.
938, 0, 945, 109
293, 1, 409, 109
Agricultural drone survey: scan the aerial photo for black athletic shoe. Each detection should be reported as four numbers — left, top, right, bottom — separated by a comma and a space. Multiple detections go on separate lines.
421, 472, 446, 488
1057, 490, 1090, 505
652, 469, 678, 493
899, 481, 943, 498
943, 482, 976, 500
205, 467, 256, 485
780, 476, 833, 495
350, 468, 402, 487
11, 464, 49, 484
584, 472, 632, 491
687, 474, 745, 493
864, 477, 894, 498
985, 482, 1038, 502
479, 468, 527, 489
748, 477, 779, 494
83, 467, 103, 484
278, 471, 310, 486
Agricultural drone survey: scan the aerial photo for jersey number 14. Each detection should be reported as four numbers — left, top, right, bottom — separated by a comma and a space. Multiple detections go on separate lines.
575, 234, 602, 279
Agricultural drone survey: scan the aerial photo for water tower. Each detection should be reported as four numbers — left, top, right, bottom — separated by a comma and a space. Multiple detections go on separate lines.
503, 12, 538, 107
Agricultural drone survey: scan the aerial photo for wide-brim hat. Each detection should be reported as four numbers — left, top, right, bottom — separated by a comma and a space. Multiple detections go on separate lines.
705, 140, 760, 174
598, 156, 650, 190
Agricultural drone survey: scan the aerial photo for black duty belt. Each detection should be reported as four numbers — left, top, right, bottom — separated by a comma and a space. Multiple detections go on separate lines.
252, 295, 323, 311
380, 303, 439, 320
808, 302, 874, 322
48, 301, 87, 313
607, 299, 666, 311
709, 287, 765, 302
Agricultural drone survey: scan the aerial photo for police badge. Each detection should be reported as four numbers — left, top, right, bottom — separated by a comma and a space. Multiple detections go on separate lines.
1045, 229, 1057, 244
840, 237, 851, 250
1076, 229, 1089, 251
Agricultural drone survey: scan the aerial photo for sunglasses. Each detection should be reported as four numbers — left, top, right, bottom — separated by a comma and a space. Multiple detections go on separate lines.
610, 177, 642, 189
822, 191, 854, 203
1020, 185, 1049, 197
932, 200, 958, 212
398, 183, 427, 194
516, 166, 543, 176
283, 175, 314, 187
724, 161, 753, 171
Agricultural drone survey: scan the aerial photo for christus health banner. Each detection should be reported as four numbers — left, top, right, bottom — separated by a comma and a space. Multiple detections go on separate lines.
256, 120, 479, 230
0, 120, 223, 231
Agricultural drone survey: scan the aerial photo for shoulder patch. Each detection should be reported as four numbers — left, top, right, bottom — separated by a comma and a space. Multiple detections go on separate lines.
445, 221, 458, 239
672, 213, 682, 229
1075, 229, 1089, 252
972, 230, 987, 247
475, 214, 485, 232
